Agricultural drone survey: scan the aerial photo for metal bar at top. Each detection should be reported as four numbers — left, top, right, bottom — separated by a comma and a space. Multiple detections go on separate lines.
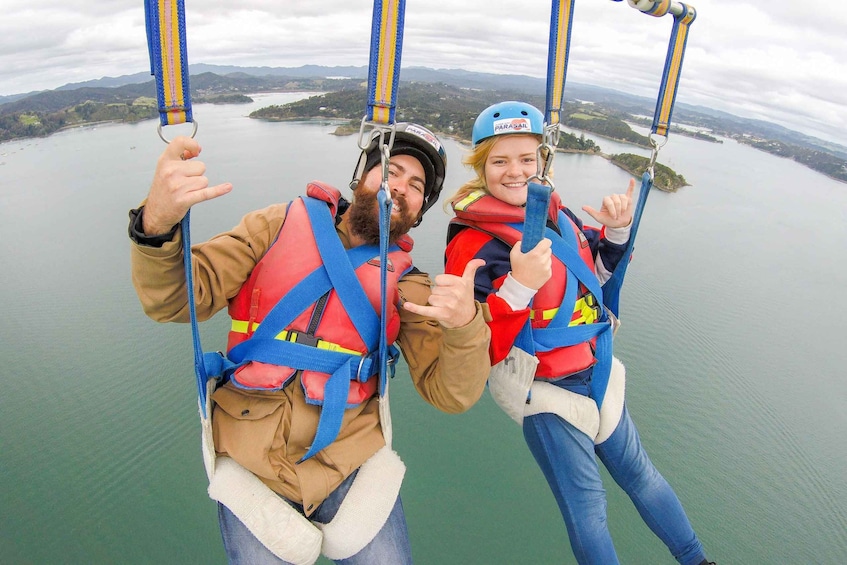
625, 0, 689, 18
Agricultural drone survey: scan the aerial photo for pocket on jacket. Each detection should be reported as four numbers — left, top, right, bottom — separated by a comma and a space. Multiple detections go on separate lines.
212, 384, 290, 478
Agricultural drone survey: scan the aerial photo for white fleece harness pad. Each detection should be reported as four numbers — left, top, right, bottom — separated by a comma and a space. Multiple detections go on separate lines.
200, 379, 406, 564
488, 349, 627, 444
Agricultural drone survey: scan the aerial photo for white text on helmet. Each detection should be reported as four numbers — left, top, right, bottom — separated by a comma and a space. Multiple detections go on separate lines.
404, 124, 442, 152
493, 117, 533, 135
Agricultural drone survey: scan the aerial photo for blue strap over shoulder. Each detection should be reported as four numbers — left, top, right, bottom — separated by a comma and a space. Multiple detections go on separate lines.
184, 196, 402, 459
601, 170, 652, 317
508, 212, 614, 408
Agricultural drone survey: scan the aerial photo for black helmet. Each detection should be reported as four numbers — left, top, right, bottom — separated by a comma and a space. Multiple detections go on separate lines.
351, 122, 447, 219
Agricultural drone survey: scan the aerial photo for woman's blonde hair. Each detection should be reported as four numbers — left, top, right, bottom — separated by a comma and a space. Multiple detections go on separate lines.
446, 133, 548, 211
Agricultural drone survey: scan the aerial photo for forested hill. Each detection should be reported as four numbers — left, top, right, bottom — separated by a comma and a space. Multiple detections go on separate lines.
2, 66, 845, 184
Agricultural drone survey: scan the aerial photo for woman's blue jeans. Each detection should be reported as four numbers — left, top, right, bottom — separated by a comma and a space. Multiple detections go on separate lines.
217, 469, 413, 564
523, 403, 707, 565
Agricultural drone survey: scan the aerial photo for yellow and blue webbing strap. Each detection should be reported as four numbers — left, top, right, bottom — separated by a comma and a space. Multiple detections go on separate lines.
544, 0, 577, 131
146, 0, 205, 413
523, 0, 576, 254
180, 208, 214, 416
601, 1, 696, 316
143, 0, 203, 410
365, 0, 406, 125
514, 215, 615, 408
364, 0, 406, 399
144, 0, 194, 133
600, 170, 652, 317
617, 0, 697, 137
651, 3, 696, 137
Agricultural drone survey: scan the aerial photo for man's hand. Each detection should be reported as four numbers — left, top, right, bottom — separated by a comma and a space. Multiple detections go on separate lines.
403, 259, 485, 328
142, 136, 232, 235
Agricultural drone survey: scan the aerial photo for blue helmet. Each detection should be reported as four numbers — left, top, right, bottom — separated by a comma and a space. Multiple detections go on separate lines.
471, 101, 544, 147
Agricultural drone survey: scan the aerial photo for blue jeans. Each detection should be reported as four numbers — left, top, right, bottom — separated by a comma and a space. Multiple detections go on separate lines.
217, 469, 413, 564
523, 401, 707, 565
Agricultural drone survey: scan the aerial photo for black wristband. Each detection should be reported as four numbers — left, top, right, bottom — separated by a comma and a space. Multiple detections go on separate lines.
127, 207, 178, 248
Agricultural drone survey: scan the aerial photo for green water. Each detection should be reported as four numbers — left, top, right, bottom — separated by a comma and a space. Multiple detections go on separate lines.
1, 93, 845, 563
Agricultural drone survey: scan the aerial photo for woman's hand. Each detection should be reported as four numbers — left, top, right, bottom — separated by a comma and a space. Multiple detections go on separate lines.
510, 238, 553, 290
582, 178, 635, 229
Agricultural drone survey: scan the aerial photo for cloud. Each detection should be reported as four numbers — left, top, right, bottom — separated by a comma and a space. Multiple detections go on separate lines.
1, 0, 845, 145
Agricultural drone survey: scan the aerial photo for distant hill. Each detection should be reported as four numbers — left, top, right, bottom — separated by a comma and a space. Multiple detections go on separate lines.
1, 65, 845, 183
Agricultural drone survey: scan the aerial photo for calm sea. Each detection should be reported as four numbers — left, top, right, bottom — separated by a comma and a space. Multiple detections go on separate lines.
1, 93, 846, 564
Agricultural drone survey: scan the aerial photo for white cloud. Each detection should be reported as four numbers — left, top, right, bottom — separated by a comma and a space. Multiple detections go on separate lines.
1, 0, 845, 145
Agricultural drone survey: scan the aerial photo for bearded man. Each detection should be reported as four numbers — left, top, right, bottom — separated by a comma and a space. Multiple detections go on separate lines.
127, 123, 491, 564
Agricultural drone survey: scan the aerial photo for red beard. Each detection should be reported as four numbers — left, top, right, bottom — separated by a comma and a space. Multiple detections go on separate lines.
347, 187, 417, 245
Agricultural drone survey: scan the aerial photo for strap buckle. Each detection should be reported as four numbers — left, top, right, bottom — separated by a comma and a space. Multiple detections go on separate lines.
286, 330, 320, 348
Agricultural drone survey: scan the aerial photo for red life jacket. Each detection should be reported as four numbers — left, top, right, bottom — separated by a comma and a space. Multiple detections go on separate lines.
226, 181, 414, 406
449, 190, 600, 379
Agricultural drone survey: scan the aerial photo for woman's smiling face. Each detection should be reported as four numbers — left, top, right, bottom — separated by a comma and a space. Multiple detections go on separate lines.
483, 134, 540, 206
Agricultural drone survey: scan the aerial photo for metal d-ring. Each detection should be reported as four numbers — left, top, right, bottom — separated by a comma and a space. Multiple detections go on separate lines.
157, 120, 199, 144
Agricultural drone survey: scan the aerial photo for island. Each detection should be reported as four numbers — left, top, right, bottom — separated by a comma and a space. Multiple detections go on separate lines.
249, 84, 689, 191
2, 68, 844, 184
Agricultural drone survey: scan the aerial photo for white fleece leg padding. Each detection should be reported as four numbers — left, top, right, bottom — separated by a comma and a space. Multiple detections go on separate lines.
200, 379, 218, 483
208, 457, 322, 565
378, 379, 395, 448
319, 446, 406, 560
525, 381, 601, 439
522, 356, 628, 443
488, 346, 539, 425
595, 356, 626, 445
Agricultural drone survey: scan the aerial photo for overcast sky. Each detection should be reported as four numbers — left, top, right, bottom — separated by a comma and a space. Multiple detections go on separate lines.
2, 0, 845, 145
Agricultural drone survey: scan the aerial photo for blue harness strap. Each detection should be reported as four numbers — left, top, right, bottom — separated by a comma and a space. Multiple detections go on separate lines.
301, 196, 383, 461
602, 2, 696, 316
182, 196, 404, 460
362, 0, 407, 397
180, 211, 211, 416
521, 182, 553, 253
522, 0, 575, 253
510, 213, 615, 408
601, 171, 653, 317
170, 0, 411, 460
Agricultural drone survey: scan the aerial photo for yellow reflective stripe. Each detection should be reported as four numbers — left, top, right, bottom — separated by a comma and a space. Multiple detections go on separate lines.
530, 295, 599, 326
229, 320, 361, 356
454, 190, 487, 212
530, 307, 560, 321
570, 295, 600, 326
